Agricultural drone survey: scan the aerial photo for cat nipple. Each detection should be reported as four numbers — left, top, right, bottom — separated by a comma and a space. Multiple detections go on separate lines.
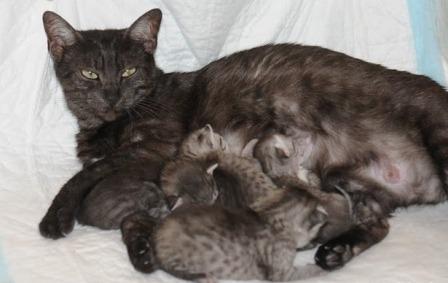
383, 165, 400, 184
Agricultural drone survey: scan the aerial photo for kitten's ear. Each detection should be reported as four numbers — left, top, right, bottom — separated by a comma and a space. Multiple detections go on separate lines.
241, 138, 259, 157
166, 195, 182, 211
309, 205, 328, 233
126, 9, 162, 54
204, 124, 214, 133
206, 163, 218, 175
42, 11, 81, 61
273, 135, 291, 158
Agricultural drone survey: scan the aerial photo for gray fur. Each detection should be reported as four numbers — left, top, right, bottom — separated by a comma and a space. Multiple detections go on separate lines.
121, 126, 328, 281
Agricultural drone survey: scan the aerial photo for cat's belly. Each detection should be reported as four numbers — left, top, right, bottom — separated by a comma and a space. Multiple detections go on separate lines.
354, 135, 445, 205
221, 129, 251, 155
359, 147, 444, 206
289, 129, 445, 205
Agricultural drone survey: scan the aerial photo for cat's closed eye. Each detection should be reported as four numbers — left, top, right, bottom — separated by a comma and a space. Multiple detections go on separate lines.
81, 69, 99, 80
122, 67, 137, 78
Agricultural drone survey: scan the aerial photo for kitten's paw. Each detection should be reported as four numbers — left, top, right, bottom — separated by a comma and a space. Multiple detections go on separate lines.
39, 204, 75, 239
315, 242, 353, 270
127, 236, 156, 273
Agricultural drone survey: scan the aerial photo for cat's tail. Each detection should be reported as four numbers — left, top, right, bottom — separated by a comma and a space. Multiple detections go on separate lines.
120, 211, 159, 273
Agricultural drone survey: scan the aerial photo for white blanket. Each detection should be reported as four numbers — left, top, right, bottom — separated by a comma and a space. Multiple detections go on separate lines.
0, 0, 447, 282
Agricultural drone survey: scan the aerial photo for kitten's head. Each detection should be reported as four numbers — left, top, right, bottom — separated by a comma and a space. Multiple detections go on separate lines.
43, 9, 162, 128
255, 134, 301, 178
161, 158, 219, 210
180, 124, 229, 158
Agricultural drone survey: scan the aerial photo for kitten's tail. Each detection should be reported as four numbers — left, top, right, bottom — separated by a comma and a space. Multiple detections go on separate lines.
120, 211, 159, 273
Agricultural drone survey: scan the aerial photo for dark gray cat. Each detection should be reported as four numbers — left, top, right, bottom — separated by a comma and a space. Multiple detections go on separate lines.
40, 9, 448, 271
39, 10, 191, 234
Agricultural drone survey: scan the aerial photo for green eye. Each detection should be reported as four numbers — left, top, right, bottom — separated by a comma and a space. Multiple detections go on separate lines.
81, 70, 99, 80
121, 67, 136, 78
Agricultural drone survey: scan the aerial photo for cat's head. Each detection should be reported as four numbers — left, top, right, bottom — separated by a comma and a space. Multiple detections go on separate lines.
161, 158, 219, 210
43, 9, 162, 128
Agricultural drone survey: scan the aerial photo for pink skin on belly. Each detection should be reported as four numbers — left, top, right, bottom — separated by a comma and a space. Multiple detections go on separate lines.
380, 157, 401, 184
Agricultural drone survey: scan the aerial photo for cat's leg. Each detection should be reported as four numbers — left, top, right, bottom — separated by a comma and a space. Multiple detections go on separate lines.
315, 217, 389, 270
39, 151, 159, 239
315, 176, 391, 270
121, 211, 158, 273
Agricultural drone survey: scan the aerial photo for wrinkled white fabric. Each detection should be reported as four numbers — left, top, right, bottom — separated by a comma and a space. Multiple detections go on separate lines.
0, 0, 447, 282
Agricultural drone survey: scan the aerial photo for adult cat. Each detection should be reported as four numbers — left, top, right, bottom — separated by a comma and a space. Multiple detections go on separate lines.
39, 9, 448, 270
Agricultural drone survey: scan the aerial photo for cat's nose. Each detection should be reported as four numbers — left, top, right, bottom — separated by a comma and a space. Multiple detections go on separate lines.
104, 88, 121, 107
103, 110, 118, 121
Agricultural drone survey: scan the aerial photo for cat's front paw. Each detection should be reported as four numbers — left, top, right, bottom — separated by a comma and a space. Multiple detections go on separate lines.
315, 241, 353, 270
127, 236, 156, 273
39, 203, 75, 239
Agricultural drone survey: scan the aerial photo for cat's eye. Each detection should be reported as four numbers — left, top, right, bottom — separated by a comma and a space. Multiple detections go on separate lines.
121, 67, 136, 78
81, 70, 99, 80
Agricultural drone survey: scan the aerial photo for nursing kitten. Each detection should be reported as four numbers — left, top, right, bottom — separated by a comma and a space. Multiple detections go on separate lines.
255, 133, 320, 185
40, 9, 448, 271
255, 133, 394, 267
161, 125, 224, 208
163, 130, 353, 244
121, 190, 327, 282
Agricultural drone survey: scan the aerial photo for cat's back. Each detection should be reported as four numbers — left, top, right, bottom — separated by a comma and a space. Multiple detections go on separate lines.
197, 43, 446, 102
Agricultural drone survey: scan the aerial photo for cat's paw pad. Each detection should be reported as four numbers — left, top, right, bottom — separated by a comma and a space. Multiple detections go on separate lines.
39, 205, 75, 239
315, 242, 353, 270
128, 237, 155, 273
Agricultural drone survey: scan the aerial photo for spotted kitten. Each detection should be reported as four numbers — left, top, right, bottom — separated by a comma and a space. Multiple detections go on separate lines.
121, 190, 326, 282
122, 126, 327, 281
255, 133, 392, 268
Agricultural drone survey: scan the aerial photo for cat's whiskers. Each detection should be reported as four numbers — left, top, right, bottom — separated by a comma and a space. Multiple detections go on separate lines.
134, 105, 160, 119
137, 99, 174, 113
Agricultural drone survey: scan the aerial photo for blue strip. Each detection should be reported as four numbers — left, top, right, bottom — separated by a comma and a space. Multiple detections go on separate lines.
0, 244, 13, 283
407, 0, 446, 86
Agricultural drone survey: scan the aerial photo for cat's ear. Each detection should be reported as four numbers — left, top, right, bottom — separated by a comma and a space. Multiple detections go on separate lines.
126, 9, 162, 54
42, 11, 81, 61
206, 163, 218, 175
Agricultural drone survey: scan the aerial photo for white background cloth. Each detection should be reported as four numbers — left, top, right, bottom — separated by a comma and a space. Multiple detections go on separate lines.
0, 0, 447, 282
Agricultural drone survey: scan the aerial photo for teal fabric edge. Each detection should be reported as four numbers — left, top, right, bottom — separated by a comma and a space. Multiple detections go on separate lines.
0, 244, 13, 283
407, 0, 446, 86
